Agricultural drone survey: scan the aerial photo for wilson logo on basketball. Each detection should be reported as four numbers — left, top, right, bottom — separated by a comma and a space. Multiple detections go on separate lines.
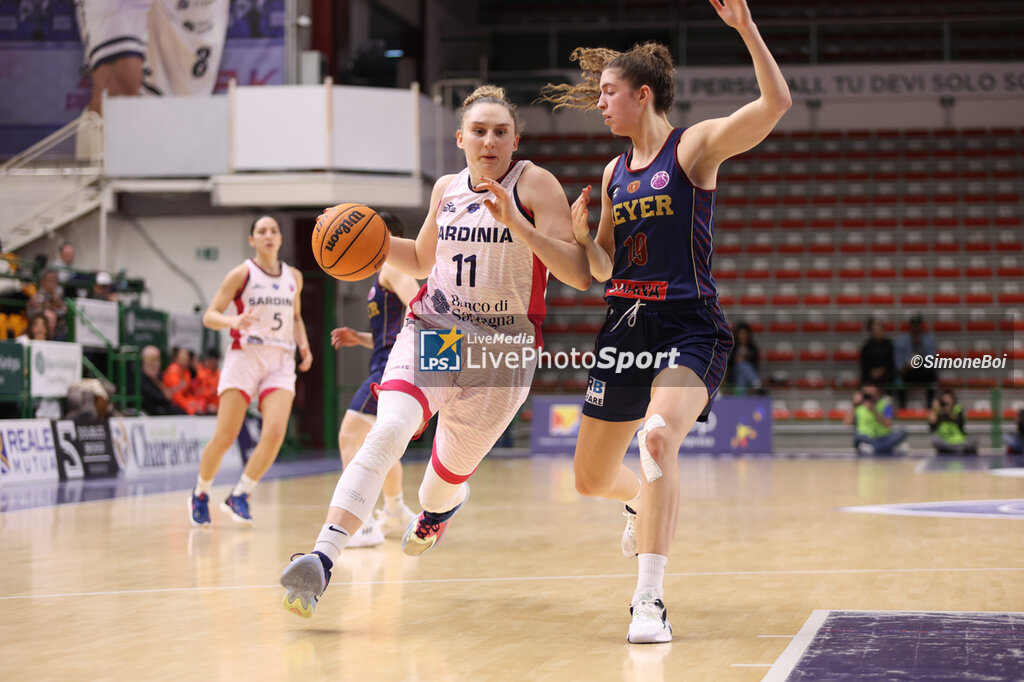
325, 209, 366, 251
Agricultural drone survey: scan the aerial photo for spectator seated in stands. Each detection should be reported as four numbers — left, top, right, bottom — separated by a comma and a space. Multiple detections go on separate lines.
65, 378, 119, 420
928, 390, 978, 456
860, 317, 895, 389
88, 271, 119, 302
162, 346, 200, 415
193, 347, 221, 414
845, 382, 909, 456
727, 322, 762, 392
894, 312, 938, 408
26, 268, 67, 340
1004, 409, 1024, 455
141, 345, 186, 416
16, 313, 50, 343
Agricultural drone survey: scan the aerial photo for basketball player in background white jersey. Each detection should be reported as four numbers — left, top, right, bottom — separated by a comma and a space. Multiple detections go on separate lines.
74, 0, 230, 156
190, 215, 312, 527
280, 85, 592, 618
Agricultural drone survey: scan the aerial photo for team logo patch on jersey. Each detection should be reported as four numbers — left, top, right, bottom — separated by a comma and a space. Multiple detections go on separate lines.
627, 180, 641, 193
419, 326, 463, 372
467, 203, 481, 213
585, 377, 606, 407
651, 171, 670, 190
431, 289, 451, 314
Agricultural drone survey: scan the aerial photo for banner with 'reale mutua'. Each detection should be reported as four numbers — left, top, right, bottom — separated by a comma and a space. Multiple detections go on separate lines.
0, 419, 59, 484
108, 415, 243, 479
530, 396, 773, 455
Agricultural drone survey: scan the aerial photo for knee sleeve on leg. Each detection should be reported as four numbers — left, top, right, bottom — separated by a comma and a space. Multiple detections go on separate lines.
418, 466, 467, 514
329, 391, 423, 521
637, 414, 666, 483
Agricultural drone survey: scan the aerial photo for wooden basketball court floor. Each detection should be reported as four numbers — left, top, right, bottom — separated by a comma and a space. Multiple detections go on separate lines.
2, 454, 1023, 681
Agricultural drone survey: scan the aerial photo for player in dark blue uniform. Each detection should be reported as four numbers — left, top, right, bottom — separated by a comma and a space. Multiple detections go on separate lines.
331, 212, 421, 546
541, 0, 791, 643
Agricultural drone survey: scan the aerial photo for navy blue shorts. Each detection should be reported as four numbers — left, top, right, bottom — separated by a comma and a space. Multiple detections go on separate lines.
349, 363, 386, 416
581, 297, 733, 422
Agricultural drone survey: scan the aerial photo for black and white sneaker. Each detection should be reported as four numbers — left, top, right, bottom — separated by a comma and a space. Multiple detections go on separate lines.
627, 592, 673, 643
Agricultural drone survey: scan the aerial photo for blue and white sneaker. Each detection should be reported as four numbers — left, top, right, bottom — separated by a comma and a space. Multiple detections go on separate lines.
221, 493, 253, 524
190, 491, 211, 527
281, 552, 332, 618
401, 484, 469, 557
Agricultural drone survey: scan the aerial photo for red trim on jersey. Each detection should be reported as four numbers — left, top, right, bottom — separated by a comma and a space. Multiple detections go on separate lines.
430, 441, 476, 484
406, 283, 429, 320
624, 128, 679, 174
230, 270, 251, 350
372, 379, 432, 439
527, 254, 548, 346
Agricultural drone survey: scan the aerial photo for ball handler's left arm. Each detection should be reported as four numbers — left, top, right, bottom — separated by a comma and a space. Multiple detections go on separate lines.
291, 266, 313, 372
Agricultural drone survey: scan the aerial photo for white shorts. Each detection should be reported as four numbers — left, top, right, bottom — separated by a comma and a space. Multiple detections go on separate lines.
218, 345, 296, 406
76, 0, 229, 96
376, 321, 535, 483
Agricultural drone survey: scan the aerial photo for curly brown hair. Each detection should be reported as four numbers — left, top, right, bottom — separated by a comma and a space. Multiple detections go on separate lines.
539, 42, 675, 113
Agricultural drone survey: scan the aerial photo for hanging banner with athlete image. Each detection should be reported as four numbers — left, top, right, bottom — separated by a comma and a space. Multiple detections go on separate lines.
0, 0, 284, 154
530, 396, 773, 455
52, 418, 119, 481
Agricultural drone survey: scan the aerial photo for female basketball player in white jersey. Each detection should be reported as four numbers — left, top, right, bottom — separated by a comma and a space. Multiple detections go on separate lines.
190, 215, 313, 527
281, 85, 591, 618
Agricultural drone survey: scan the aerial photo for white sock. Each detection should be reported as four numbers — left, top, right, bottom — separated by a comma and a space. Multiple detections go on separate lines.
384, 492, 404, 514
633, 553, 667, 604
195, 476, 213, 496
232, 474, 258, 497
625, 488, 641, 513
314, 523, 350, 564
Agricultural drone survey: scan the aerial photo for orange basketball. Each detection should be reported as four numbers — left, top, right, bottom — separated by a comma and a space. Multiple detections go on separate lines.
311, 203, 390, 281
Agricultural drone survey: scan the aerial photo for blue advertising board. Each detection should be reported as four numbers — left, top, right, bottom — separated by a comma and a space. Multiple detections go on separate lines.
530, 396, 773, 455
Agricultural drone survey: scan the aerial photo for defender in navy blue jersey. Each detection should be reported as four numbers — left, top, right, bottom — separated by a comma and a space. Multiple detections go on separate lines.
541, 0, 791, 644
331, 212, 421, 547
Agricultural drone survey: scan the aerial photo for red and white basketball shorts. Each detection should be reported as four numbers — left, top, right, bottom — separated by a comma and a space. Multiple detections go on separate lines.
218, 345, 296, 405
377, 322, 536, 483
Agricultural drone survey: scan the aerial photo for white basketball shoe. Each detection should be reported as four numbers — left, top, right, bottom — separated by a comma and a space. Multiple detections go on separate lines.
377, 504, 416, 538
347, 515, 385, 548
628, 591, 673, 644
